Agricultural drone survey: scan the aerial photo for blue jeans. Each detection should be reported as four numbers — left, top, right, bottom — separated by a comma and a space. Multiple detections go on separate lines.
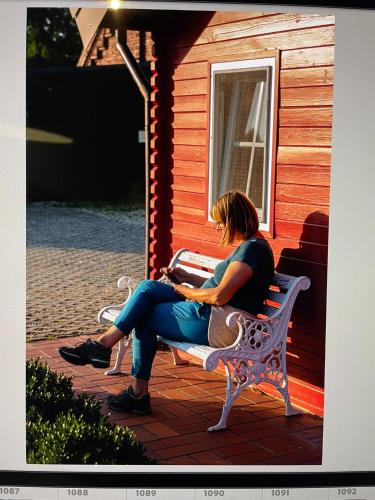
113, 280, 210, 380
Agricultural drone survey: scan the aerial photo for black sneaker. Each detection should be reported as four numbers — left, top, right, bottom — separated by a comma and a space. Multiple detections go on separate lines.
58, 338, 111, 368
107, 386, 151, 414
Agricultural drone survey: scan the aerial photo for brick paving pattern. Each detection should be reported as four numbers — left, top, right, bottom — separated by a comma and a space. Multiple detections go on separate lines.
27, 337, 323, 465
27, 203, 145, 340
26, 203, 323, 465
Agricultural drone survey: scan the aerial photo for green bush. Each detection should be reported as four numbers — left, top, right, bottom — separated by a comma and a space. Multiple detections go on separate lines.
27, 412, 151, 464
26, 358, 103, 423
26, 359, 154, 465
27, 358, 74, 420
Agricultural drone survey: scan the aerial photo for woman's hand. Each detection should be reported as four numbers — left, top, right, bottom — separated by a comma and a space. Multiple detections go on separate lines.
161, 266, 206, 287
170, 282, 186, 296
167, 267, 191, 283
160, 267, 189, 285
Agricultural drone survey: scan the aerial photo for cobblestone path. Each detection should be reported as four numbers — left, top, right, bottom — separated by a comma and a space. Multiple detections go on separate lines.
27, 203, 145, 340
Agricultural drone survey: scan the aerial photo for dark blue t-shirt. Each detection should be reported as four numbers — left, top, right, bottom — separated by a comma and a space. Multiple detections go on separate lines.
200, 238, 274, 314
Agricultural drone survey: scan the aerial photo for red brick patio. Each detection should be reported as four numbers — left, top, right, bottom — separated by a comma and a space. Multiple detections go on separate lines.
26, 335, 323, 465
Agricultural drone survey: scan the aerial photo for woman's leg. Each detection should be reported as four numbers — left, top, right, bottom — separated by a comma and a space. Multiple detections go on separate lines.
131, 301, 210, 389
97, 279, 181, 348
59, 280, 181, 368
106, 300, 210, 412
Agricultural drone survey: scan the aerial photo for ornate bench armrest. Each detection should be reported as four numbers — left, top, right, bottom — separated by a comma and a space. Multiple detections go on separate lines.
98, 276, 139, 325
226, 309, 273, 329
226, 309, 279, 355
204, 310, 278, 371
117, 276, 140, 291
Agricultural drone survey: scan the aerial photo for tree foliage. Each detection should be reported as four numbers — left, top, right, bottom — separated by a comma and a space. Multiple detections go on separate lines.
27, 8, 82, 68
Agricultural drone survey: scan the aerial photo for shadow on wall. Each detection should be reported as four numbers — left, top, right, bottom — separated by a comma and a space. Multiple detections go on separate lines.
277, 211, 329, 389
149, 11, 215, 277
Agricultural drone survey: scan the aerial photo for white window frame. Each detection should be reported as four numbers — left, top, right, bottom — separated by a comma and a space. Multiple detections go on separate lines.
208, 57, 276, 233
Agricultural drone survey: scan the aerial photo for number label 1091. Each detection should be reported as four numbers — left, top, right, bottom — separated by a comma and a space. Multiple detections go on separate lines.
271, 490, 290, 497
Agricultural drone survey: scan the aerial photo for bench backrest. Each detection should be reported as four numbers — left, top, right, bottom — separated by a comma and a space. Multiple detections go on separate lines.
169, 248, 310, 318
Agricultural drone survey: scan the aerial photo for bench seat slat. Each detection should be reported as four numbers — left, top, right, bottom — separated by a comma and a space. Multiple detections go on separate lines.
267, 290, 287, 304
272, 274, 297, 291
259, 304, 280, 317
177, 251, 221, 271
158, 337, 215, 360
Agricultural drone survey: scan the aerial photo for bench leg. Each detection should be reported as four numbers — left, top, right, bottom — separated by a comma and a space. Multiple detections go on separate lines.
261, 345, 301, 416
271, 351, 301, 416
168, 346, 189, 365
276, 380, 301, 416
105, 335, 133, 375
208, 359, 249, 432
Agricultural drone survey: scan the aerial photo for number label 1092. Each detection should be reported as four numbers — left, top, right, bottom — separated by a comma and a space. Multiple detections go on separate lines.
337, 488, 358, 496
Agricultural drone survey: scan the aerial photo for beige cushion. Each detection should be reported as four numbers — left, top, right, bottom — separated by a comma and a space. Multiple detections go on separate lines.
207, 305, 240, 348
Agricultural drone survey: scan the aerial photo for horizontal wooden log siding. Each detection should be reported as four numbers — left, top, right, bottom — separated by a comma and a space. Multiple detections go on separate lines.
152, 11, 334, 417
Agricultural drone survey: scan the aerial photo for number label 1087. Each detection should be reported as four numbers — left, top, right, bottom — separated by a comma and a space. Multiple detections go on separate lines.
0, 488, 20, 496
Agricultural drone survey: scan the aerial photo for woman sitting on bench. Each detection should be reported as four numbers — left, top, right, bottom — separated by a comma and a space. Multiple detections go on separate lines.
58, 190, 274, 415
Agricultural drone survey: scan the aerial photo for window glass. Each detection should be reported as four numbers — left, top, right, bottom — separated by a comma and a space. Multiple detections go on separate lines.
210, 61, 274, 227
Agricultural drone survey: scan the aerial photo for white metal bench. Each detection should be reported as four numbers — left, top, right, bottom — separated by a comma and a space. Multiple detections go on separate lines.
98, 248, 311, 431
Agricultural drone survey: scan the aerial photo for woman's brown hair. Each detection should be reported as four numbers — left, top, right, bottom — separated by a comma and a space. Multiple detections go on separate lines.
211, 190, 259, 246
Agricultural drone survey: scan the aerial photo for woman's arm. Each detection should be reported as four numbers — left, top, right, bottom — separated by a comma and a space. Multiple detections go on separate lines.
172, 261, 254, 306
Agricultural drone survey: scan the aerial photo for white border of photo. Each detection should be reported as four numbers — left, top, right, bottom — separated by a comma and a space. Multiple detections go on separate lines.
0, 0, 374, 473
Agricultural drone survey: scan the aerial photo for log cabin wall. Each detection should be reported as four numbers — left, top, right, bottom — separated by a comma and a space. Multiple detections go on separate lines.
150, 11, 334, 416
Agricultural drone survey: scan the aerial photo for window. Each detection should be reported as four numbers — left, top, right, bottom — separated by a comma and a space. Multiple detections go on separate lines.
208, 57, 277, 233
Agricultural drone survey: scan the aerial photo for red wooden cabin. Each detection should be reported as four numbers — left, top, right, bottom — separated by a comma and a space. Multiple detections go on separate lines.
76, 9, 333, 417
